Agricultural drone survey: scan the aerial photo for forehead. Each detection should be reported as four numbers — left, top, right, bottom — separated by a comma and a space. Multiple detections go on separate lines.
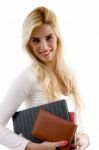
31, 24, 55, 37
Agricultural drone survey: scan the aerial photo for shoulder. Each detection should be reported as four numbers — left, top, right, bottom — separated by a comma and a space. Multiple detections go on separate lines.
9, 65, 38, 93
13, 65, 36, 84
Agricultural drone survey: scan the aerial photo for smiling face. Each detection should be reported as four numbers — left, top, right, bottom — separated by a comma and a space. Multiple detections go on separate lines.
28, 24, 58, 65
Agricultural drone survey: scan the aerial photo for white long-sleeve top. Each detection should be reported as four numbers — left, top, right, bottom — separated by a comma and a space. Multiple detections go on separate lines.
0, 65, 84, 150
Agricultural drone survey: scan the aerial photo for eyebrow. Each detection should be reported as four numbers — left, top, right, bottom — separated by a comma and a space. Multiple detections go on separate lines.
30, 33, 54, 39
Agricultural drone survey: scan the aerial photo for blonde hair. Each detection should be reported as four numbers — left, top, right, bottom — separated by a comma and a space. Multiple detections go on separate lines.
22, 6, 81, 110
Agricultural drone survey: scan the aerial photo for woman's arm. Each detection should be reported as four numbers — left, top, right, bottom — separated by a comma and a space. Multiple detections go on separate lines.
0, 69, 31, 150
70, 108, 90, 149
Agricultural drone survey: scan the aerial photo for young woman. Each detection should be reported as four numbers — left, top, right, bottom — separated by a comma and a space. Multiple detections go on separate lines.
0, 6, 90, 150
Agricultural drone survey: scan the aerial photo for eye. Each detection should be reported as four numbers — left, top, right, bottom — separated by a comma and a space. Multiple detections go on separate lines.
46, 35, 53, 41
30, 38, 40, 44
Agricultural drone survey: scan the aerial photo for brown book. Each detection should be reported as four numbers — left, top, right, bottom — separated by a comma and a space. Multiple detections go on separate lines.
31, 109, 77, 150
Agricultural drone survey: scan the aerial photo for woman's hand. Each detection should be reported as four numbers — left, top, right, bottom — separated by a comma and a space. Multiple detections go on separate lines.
38, 141, 68, 150
25, 140, 68, 150
70, 133, 90, 150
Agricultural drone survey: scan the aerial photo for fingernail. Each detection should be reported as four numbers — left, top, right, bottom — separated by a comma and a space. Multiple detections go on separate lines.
63, 141, 68, 145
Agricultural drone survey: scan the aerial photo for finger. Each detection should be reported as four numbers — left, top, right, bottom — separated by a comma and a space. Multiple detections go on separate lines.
77, 147, 85, 150
70, 146, 77, 149
51, 141, 68, 147
79, 145, 86, 150
70, 144, 77, 148
72, 142, 80, 147
74, 142, 86, 150
75, 140, 83, 147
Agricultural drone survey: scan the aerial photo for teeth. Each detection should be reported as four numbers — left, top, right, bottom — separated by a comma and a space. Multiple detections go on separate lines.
40, 50, 51, 56
42, 51, 50, 54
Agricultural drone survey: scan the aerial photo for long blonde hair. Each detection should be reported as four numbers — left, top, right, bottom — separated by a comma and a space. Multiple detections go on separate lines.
22, 6, 81, 110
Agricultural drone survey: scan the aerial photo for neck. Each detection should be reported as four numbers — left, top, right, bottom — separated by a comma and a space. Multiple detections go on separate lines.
42, 55, 57, 73
45, 62, 56, 73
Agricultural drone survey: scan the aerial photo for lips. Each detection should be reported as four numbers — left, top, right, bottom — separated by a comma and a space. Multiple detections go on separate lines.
39, 49, 52, 57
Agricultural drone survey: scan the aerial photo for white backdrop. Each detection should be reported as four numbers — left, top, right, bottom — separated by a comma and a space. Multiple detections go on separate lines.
0, 0, 99, 149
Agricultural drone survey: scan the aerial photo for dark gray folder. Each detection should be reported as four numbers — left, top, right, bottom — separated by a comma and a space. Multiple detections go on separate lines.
12, 99, 69, 143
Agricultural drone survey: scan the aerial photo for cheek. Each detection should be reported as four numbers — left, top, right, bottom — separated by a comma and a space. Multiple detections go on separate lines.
50, 40, 57, 48
51, 40, 57, 49
29, 43, 38, 53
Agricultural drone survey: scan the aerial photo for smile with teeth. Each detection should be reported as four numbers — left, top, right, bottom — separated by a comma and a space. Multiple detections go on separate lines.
39, 49, 52, 57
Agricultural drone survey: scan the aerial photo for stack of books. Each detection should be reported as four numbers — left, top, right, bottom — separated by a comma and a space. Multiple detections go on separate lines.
12, 100, 77, 150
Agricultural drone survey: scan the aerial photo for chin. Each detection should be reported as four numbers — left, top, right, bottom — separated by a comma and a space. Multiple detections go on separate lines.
39, 56, 53, 63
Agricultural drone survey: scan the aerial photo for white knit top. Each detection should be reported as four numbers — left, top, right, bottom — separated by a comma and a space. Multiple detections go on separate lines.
0, 65, 84, 150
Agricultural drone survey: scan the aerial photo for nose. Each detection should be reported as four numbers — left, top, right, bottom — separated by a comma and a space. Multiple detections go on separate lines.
39, 40, 48, 51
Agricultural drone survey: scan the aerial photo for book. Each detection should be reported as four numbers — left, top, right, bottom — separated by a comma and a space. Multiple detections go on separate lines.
32, 109, 77, 150
12, 99, 70, 143
69, 112, 76, 147
69, 112, 75, 123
